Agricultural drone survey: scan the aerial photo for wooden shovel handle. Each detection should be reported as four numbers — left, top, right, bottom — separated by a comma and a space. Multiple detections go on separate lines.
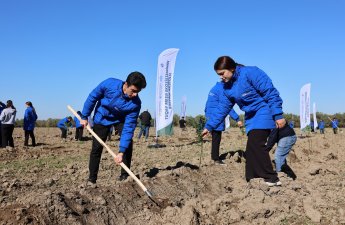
67, 105, 149, 193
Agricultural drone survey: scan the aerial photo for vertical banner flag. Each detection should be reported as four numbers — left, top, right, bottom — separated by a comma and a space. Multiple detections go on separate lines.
225, 115, 230, 129
180, 96, 187, 118
300, 83, 311, 130
313, 102, 318, 129
156, 48, 179, 136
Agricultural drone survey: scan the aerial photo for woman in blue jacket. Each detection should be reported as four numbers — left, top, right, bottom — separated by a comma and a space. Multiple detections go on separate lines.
205, 82, 242, 165
202, 56, 286, 187
23, 101, 38, 147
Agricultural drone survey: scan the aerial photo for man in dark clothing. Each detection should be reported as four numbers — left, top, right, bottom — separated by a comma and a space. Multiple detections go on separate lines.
266, 121, 297, 178
137, 110, 152, 141
179, 117, 186, 130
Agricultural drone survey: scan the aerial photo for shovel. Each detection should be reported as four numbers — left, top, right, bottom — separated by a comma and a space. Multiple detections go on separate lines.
67, 105, 155, 198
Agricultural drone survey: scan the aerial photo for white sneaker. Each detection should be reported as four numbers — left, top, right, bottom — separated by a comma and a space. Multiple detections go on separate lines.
265, 181, 282, 187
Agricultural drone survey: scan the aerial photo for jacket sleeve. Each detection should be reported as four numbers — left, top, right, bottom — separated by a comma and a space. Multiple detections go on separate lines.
205, 89, 234, 131
119, 106, 140, 153
266, 128, 278, 151
81, 79, 108, 120
248, 67, 283, 120
229, 108, 239, 122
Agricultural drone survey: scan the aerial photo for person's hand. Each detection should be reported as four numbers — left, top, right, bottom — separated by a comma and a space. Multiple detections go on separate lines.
80, 119, 88, 128
201, 128, 210, 138
276, 118, 286, 128
114, 153, 124, 164
237, 121, 243, 128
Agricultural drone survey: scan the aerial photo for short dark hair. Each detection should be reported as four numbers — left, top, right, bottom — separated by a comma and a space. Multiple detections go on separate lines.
126, 71, 147, 90
26, 101, 33, 107
214, 56, 237, 71
6, 100, 13, 108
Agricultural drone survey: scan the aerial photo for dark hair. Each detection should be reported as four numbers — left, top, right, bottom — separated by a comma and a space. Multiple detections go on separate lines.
214, 56, 240, 71
26, 101, 33, 107
6, 100, 15, 109
68, 116, 72, 120
126, 71, 147, 90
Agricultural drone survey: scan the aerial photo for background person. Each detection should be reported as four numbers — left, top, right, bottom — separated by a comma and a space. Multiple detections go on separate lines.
266, 120, 297, 179
0, 100, 16, 148
74, 111, 84, 141
202, 56, 285, 187
319, 119, 325, 134
0, 101, 6, 147
137, 110, 152, 141
23, 101, 38, 147
79, 72, 146, 185
205, 81, 242, 165
57, 116, 73, 140
331, 118, 339, 134
179, 117, 186, 130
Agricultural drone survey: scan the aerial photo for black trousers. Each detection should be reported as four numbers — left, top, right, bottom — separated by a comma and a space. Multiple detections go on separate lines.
24, 130, 36, 146
211, 130, 222, 160
88, 123, 132, 183
1, 124, 14, 148
75, 127, 84, 140
245, 129, 278, 183
60, 128, 67, 138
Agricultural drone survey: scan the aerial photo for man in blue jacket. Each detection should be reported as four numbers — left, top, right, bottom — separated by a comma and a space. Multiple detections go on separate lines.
57, 117, 73, 140
331, 118, 339, 134
319, 119, 325, 134
80, 72, 146, 185
205, 82, 242, 165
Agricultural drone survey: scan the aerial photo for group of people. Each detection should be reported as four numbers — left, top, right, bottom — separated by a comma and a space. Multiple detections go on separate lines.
4, 56, 340, 189
0, 101, 38, 149
72, 56, 297, 188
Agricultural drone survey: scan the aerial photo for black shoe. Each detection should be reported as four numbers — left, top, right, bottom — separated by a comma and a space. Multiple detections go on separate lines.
117, 174, 129, 181
214, 160, 226, 165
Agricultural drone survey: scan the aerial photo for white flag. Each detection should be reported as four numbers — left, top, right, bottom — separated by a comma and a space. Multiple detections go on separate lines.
180, 96, 187, 118
155, 48, 179, 136
225, 115, 230, 129
313, 102, 318, 129
300, 83, 311, 130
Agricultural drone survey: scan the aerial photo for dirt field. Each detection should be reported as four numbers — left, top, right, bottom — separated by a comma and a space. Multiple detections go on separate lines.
1, 127, 345, 225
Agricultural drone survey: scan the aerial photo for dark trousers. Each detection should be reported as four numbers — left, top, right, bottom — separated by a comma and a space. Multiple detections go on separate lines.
245, 129, 278, 183
333, 128, 338, 134
75, 127, 84, 140
60, 128, 67, 138
1, 124, 14, 148
24, 130, 36, 146
88, 123, 133, 183
211, 130, 222, 160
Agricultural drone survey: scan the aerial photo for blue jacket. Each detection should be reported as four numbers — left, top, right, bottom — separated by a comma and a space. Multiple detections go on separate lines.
319, 121, 325, 129
331, 119, 339, 128
81, 78, 141, 152
74, 116, 82, 128
205, 82, 240, 131
205, 66, 283, 135
23, 107, 38, 130
57, 117, 72, 129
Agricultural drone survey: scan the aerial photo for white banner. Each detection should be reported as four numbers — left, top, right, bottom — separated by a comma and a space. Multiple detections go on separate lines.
180, 96, 187, 118
313, 102, 318, 129
300, 83, 311, 130
225, 115, 230, 130
156, 48, 179, 136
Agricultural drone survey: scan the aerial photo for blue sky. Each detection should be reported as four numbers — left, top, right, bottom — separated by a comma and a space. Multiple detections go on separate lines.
1, 0, 344, 119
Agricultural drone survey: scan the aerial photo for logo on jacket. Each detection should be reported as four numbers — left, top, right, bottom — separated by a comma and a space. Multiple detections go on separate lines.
242, 92, 251, 97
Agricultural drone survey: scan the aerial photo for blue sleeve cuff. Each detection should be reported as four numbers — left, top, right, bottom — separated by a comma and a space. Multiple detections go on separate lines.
204, 124, 213, 132
119, 147, 126, 153
274, 114, 283, 120
81, 114, 88, 120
